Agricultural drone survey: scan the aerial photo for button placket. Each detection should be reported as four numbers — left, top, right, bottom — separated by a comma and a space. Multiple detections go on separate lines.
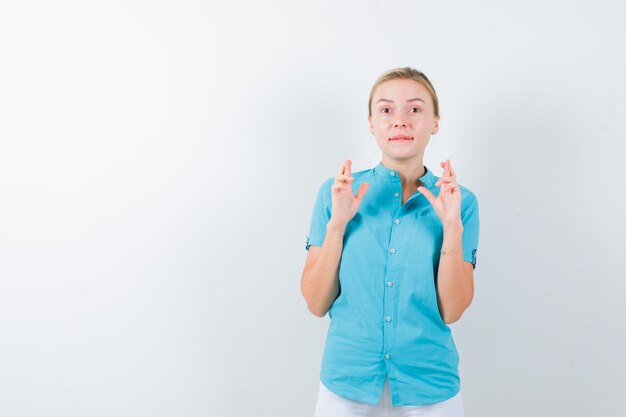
383, 203, 403, 366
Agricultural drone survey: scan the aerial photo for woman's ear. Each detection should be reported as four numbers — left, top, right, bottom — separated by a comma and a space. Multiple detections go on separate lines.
368, 115, 374, 134
432, 116, 440, 134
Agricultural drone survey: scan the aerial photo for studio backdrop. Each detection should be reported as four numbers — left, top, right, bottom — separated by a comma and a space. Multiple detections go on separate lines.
0, 1, 624, 416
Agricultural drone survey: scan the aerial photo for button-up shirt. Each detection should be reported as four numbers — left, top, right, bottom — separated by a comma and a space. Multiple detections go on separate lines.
305, 161, 480, 406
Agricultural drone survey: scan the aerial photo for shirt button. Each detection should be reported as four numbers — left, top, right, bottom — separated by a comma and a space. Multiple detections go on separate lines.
390, 248, 396, 254
394, 192, 400, 197
387, 281, 393, 287
385, 316, 392, 322
390, 172, 396, 176
384, 353, 391, 360
394, 219, 400, 224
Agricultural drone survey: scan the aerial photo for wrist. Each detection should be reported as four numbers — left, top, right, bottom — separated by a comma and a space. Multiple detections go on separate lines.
327, 219, 347, 236
441, 223, 463, 255
443, 222, 463, 234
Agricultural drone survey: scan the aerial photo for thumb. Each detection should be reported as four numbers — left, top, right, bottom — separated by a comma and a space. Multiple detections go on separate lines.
354, 181, 369, 204
418, 186, 435, 206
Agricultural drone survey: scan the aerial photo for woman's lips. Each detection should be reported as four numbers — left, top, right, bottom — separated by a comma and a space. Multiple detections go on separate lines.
389, 135, 413, 141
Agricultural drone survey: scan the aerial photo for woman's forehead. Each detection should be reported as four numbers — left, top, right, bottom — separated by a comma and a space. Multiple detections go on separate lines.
373, 79, 430, 103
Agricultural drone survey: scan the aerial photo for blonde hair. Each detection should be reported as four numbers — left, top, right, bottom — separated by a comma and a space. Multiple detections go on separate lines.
368, 67, 439, 118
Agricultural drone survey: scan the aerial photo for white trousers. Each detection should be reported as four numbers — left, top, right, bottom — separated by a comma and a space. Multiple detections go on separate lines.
313, 377, 464, 417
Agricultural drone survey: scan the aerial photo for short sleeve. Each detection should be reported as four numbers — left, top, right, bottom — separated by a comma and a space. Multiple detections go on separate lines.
305, 178, 332, 251
460, 191, 480, 269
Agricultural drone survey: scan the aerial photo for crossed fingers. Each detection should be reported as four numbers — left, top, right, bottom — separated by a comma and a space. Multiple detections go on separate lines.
333, 159, 355, 192
435, 159, 459, 194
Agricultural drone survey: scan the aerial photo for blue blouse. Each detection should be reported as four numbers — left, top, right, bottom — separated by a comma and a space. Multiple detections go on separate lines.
305, 161, 480, 406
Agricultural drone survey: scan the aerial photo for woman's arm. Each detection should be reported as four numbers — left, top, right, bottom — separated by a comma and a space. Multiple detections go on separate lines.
418, 159, 476, 324
302, 159, 369, 318
436, 224, 474, 324
300, 220, 346, 318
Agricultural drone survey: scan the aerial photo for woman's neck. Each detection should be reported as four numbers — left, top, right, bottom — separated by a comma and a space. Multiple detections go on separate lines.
381, 156, 426, 187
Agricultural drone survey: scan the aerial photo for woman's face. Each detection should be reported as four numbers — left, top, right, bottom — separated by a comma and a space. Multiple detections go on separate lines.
368, 78, 439, 163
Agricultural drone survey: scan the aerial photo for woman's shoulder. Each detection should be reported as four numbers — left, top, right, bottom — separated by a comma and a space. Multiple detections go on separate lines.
458, 183, 477, 199
457, 183, 479, 217
352, 166, 376, 181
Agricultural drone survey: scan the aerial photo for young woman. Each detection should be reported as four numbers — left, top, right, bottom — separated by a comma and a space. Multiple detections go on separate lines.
301, 67, 480, 417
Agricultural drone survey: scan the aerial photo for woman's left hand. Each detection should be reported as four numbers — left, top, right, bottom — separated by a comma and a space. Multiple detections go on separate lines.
417, 159, 462, 228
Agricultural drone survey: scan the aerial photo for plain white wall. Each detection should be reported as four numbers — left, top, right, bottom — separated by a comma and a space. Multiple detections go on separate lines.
1, 0, 625, 416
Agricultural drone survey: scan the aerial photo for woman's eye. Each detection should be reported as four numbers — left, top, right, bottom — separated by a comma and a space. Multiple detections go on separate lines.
410, 107, 421, 113
381, 107, 391, 113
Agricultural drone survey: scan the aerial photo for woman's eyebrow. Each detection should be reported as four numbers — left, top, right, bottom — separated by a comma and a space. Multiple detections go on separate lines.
376, 98, 426, 104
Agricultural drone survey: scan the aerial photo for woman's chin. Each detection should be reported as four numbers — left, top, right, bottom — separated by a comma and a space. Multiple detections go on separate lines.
381, 151, 423, 162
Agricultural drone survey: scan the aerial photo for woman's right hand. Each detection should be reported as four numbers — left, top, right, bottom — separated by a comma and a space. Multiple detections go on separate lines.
329, 159, 369, 229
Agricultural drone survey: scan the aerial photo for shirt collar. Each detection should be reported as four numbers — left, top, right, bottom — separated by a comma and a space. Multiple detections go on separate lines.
373, 161, 437, 187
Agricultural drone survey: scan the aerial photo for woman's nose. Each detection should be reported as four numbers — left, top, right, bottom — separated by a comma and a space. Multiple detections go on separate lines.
393, 119, 407, 128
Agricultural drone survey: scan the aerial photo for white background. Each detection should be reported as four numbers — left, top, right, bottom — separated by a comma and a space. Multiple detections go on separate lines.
1, 1, 625, 416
